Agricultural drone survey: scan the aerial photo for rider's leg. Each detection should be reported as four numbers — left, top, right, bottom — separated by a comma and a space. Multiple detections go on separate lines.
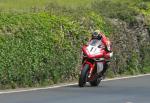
101, 62, 109, 78
102, 51, 112, 76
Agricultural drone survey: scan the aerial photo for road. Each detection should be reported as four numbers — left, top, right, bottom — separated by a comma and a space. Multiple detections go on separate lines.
0, 75, 150, 103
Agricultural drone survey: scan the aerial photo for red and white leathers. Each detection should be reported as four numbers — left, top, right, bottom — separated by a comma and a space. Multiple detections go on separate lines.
89, 32, 113, 60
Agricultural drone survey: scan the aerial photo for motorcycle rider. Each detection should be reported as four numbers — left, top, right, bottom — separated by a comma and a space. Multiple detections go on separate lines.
85, 30, 113, 78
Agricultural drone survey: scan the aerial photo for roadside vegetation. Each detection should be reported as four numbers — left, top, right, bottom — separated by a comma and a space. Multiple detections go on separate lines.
0, 0, 149, 89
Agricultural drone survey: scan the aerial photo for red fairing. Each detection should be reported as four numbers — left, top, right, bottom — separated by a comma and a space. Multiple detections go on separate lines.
104, 52, 111, 59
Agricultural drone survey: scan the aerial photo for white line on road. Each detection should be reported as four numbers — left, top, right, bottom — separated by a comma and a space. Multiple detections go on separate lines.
102, 73, 150, 81
0, 73, 150, 95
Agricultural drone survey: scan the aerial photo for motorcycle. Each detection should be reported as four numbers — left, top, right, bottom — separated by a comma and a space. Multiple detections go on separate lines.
79, 39, 108, 87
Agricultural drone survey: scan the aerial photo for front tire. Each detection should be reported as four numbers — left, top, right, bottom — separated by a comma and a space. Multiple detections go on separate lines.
79, 64, 89, 87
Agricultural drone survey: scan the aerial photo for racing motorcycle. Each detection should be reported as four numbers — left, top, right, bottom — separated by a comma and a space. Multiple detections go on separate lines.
79, 39, 108, 87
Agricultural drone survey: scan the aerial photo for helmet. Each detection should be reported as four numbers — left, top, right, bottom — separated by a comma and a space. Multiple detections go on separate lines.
92, 30, 102, 40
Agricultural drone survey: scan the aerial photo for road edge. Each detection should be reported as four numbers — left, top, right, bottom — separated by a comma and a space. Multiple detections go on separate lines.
0, 73, 150, 94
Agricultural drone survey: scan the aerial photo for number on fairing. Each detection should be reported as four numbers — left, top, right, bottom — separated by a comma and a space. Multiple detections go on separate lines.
86, 45, 100, 55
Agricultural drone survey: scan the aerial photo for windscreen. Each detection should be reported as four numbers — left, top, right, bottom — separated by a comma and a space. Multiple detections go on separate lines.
89, 39, 102, 46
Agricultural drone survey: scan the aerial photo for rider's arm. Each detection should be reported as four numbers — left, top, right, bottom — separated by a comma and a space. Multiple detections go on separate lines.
101, 35, 112, 52
106, 41, 112, 52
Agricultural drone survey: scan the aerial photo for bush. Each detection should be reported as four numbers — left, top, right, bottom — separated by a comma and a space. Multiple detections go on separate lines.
0, 13, 78, 88
137, 2, 149, 10
0, 12, 108, 89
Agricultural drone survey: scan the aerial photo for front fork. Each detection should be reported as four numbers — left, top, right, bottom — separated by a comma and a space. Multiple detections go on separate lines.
81, 60, 95, 78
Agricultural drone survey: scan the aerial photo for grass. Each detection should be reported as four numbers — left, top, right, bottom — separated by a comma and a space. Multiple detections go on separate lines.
0, 0, 50, 9
0, 0, 93, 11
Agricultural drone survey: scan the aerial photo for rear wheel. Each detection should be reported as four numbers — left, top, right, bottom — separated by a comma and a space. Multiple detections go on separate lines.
78, 64, 89, 87
90, 77, 101, 86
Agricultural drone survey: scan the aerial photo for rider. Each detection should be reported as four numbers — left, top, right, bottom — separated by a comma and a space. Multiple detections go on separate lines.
90, 30, 113, 78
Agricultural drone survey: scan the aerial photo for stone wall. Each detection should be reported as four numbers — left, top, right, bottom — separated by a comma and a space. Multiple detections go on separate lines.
109, 15, 150, 74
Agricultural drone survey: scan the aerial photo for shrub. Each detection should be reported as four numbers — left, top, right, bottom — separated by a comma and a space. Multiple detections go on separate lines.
0, 12, 108, 89
137, 2, 149, 10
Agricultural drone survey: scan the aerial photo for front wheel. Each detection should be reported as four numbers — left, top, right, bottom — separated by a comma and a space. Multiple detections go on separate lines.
78, 64, 89, 87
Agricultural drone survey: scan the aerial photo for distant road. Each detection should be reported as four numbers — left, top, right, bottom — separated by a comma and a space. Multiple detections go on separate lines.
0, 75, 150, 103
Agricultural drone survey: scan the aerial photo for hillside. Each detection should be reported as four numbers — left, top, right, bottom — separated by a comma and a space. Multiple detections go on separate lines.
0, 0, 149, 89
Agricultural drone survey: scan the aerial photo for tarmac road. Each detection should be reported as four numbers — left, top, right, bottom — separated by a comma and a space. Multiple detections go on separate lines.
0, 75, 150, 103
